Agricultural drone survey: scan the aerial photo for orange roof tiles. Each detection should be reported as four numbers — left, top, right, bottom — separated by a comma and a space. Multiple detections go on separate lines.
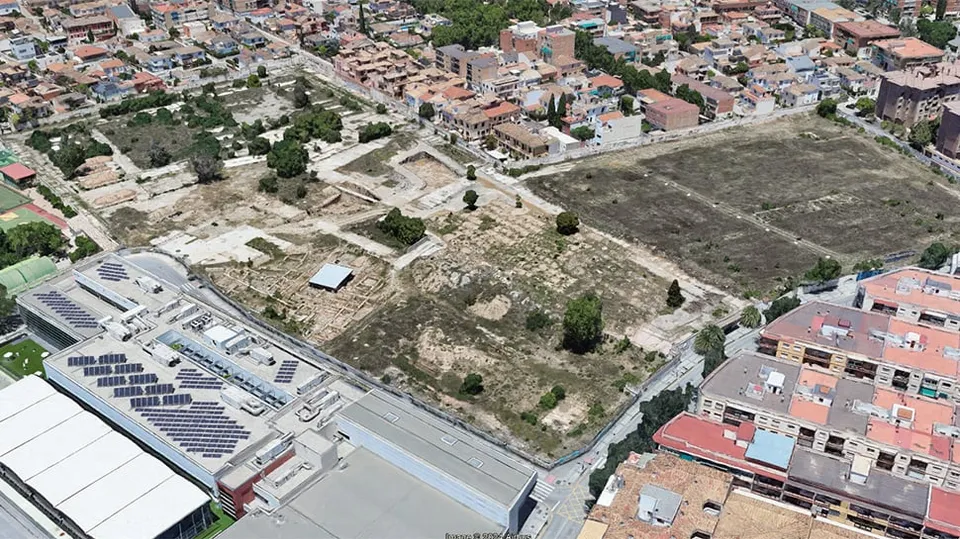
866, 419, 933, 454
587, 452, 732, 539
882, 318, 960, 379
589, 73, 624, 88
860, 268, 960, 320
654, 413, 787, 479
789, 397, 830, 425
597, 111, 624, 123
482, 101, 520, 118
872, 388, 954, 434
637, 88, 672, 103
72, 45, 109, 59
441, 86, 474, 100
873, 37, 944, 59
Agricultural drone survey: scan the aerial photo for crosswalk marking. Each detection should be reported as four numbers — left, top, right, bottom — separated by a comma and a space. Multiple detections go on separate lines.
530, 480, 555, 503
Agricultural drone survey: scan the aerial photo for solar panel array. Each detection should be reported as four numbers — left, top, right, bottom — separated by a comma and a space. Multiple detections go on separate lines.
145, 383, 175, 395
33, 291, 99, 329
115, 386, 144, 398
98, 353, 127, 365
96, 376, 127, 387
175, 368, 223, 390
131, 397, 161, 408
116, 363, 144, 374
162, 394, 193, 406
83, 365, 112, 377
138, 404, 252, 459
97, 262, 130, 282
68, 355, 97, 367
129, 373, 158, 385
273, 360, 299, 384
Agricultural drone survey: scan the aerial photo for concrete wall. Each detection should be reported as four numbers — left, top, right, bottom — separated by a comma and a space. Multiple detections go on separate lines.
336, 416, 515, 531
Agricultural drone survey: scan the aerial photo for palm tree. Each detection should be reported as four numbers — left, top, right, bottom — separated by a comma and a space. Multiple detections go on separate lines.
694, 325, 725, 355
740, 306, 762, 328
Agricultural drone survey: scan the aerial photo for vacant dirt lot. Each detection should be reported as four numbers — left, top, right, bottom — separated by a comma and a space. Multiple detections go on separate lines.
527, 114, 960, 295
327, 197, 729, 457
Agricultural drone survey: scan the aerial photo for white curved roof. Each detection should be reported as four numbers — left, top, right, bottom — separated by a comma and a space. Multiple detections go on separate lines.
0, 376, 209, 539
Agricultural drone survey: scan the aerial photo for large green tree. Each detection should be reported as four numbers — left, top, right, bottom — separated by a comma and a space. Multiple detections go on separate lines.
764, 295, 801, 322
909, 119, 935, 150
805, 257, 842, 283
378, 208, 426, 246
917, 19, 956, 48
562, 293, 604, 353
919, 242, 953, 269
267, 139, 309, 178
6, 222, 65, 258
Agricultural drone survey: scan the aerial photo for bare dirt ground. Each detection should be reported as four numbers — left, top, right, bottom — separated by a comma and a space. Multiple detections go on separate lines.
526, 114, 960, 296
326, 196, 729, 457
66, 69, 735, 458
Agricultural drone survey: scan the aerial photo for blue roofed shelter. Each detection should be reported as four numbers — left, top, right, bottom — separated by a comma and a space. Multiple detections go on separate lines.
745, 429, 796, 470
308, 263, 353, 292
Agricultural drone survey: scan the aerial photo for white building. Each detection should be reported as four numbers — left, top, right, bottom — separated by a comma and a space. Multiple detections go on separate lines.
0, 376, 212, 539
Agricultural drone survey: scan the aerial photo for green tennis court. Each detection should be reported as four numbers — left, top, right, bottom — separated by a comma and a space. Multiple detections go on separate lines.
0, 207, 46, 231
0, 185, 30, 213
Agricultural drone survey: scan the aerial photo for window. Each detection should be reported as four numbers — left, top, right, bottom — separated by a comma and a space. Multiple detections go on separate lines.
383, 411, 400, 423
468, 457, 484, 468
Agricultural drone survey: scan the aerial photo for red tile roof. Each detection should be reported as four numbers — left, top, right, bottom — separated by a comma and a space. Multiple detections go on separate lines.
927, 488, 960, 535
589, 73, 624, 89
0, 163, 36, 181
653, 412, 787, 480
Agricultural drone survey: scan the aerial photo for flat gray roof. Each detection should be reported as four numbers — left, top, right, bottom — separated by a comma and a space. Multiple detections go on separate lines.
338, 391, 536, 507
789, 449, 929, 519
219, 448, 501, 539
701, 352, 801, 416
826, 378, 874, 435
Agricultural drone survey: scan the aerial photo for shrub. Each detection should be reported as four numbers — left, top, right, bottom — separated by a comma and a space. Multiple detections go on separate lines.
556, 211, 580, 235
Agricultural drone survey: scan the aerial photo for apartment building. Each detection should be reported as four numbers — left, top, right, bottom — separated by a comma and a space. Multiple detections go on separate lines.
856, 268, 960, 333
61, 16, 115, 44
499, 21, 575, 64
644, 97, 699, 130
875, 62, 960, 127
493, 123, 550, 158
760, 300, 960, 402
435, 44, 479, 78
833, 20, 900, 56
655, 411, 960, 539
872, 37, 945, 72
671, 73, 735, 119
335, 40, 421, 99
938, 102, 960, 158
151, 1, 210, 29
809, 6, 861, 39
698, 348, 960, 495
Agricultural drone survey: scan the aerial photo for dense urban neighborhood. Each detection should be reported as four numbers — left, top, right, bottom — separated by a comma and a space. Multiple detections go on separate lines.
0, 0, 960, 538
